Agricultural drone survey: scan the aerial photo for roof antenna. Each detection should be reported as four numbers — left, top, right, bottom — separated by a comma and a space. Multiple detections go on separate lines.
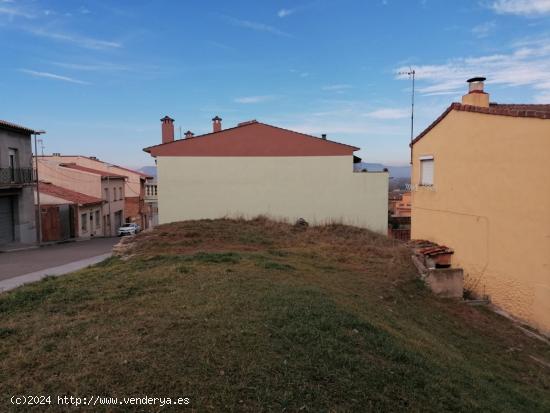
398, 67, 415, 165
179, 126, 182, 139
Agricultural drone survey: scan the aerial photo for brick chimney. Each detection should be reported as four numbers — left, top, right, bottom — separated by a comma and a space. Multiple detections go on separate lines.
184, 130, 194, 139
161, 115, 175, 144
212, 116, 222, 133
462, 77, 489, 108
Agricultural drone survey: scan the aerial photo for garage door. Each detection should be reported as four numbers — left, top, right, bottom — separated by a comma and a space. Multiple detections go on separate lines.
0, 196, 14, 243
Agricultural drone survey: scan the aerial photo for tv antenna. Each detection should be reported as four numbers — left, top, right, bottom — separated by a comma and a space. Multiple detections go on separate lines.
37, 138, 45, 156
398, 67, 415, 164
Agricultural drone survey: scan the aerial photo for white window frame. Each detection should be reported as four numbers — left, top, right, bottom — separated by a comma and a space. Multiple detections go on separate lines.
419, 155, 434, 186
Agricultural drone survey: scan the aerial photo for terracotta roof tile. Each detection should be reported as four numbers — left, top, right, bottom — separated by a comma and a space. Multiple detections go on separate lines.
144, 121, 359, 157
38, 182, 103, 206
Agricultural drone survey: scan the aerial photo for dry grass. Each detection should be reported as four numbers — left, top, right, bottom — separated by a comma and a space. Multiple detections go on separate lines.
1, 217, 549, 412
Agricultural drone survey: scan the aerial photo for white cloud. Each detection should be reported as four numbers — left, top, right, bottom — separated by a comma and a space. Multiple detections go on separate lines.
0, 5, 35, 18
277, 8, 294, 17
322, 84, 353, 91
472, 21, 496, 38
490, 0, 550, 15
395, 36, 550, 102
28, 28, 121, 49
224, 16, 292, 37
234, 95, 276, 104
365, 108, 410, 119
49, 61, 130, 72
20, 69, 89, 84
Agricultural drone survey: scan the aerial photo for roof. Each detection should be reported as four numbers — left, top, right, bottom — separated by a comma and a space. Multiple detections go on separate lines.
144, 121, 360, 157
41, 155, 153, 179
0, 119, 36, 134
411, 102, 550, 146
38, 182, 103, 206
60, 163, 127, 179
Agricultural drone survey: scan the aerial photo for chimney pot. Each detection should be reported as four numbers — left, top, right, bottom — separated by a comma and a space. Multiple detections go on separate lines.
467, 76, 486, 93
212, 115, 222, 133
462, 77, 489, 108
321, 134, 327, 140
161, 115, 175, 144
184, 130, 194, 139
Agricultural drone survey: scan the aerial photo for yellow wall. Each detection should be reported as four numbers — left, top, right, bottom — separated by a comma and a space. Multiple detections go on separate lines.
411, 110, 550, 334
157, 156, 389, 233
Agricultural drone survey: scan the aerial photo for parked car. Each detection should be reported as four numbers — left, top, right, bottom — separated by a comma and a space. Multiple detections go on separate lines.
118, 223, 141, 236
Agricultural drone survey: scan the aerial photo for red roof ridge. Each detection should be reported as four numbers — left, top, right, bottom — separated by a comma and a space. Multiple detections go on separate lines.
411, 102, 550, 146
38, 181, 103, 206
144, 120, 359, 153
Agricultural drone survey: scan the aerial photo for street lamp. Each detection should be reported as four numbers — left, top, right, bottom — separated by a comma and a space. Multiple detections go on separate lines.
33, 130, 46, 244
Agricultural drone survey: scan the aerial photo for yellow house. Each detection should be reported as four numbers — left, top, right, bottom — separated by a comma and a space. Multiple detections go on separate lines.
411, 77, 550, 335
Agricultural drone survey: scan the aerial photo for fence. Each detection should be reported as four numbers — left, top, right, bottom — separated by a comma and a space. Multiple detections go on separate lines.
0, 168, 34, 185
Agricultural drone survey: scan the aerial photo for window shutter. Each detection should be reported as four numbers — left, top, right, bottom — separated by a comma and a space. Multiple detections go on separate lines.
420, 159, 434, 185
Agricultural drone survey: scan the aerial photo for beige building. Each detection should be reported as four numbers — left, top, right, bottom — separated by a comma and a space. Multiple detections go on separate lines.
145, 116, 388, 233
411, 77, 550, 334
37, 158, 126, 236
40, 155, 152, 229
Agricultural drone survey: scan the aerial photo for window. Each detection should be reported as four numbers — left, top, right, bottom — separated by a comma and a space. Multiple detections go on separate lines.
81, 213, 87, 231
8, 148, 18, 181
104, 188, 109, 201
95, 210, 100, 228
119, 187, 123, 199
113, 187, 117, 201
419, 156, 434, 186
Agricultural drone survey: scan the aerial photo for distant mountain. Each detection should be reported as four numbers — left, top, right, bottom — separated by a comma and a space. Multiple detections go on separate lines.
354, 163, 410, 178
138, 166, 157, 177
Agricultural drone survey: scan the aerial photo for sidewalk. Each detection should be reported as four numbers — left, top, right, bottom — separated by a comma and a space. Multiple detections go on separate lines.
0, 253, 112, 293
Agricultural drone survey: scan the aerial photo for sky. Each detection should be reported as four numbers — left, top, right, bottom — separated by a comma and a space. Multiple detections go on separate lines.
1, 0, 550, 168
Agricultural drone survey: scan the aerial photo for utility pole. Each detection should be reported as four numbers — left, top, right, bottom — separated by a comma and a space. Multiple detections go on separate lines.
33, 130, 46, 244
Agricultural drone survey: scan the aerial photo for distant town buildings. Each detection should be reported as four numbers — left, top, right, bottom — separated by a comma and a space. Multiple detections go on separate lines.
411, 77, 550, 334
145, 116, 388, 233
40, 155, 153, 230
0, 120, 37, 246
37, 158, 126, 237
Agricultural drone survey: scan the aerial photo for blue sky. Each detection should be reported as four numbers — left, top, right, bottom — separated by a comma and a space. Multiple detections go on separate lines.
1, 0, 550, 167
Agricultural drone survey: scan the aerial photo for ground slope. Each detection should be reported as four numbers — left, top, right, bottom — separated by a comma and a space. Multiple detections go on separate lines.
1, 218, 549, 412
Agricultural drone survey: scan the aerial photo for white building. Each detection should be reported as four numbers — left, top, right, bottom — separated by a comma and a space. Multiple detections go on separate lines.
144, 116, 388, 233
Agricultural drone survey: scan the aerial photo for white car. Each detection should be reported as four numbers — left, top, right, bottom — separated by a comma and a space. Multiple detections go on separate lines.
118, 223, 141, 236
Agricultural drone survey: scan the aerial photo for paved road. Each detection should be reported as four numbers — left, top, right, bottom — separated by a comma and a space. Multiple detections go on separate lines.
0, 237, 119, 280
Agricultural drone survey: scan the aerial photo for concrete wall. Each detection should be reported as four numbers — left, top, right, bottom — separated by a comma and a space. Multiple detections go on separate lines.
157, 156, 388, 233
0, 128, 36, 244
411, 110, 550, 334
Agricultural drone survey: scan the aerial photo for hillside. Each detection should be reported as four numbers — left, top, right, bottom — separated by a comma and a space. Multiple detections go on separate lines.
354, 162, 411, 178
1, 218, 549, 412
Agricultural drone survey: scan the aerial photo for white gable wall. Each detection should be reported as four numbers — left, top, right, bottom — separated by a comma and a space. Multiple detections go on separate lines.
157, 155, 388, 233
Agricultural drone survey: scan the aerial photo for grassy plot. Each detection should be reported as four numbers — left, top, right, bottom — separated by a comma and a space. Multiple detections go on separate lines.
0, 218, 549, 412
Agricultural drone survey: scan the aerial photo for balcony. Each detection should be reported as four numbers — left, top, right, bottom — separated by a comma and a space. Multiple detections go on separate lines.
0, 168, 35, 187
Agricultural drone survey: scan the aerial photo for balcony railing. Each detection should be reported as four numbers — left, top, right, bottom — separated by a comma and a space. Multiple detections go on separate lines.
0, 168, 35, 186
